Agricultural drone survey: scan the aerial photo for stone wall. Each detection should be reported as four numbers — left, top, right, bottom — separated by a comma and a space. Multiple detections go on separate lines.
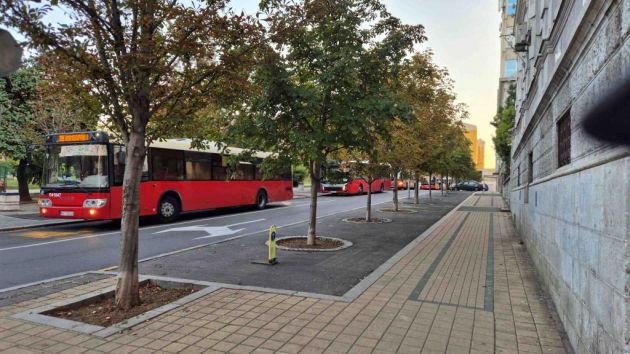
510, 0, 630, 352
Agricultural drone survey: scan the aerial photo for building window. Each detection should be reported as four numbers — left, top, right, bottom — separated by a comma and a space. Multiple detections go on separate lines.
527, 152, 533, 183
506, 0, 517, 16
504, 59, 517, 77
557, 111, 571, 167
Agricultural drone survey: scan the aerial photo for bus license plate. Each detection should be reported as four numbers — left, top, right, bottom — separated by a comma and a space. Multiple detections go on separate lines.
60, 211, 74, 216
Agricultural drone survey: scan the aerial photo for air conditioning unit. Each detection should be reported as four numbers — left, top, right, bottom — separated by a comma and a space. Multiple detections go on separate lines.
514, 25, 530, 52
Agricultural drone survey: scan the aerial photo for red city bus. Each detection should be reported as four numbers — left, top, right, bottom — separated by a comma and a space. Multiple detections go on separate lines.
37, 131, 293, 222
320, 161, 391, 195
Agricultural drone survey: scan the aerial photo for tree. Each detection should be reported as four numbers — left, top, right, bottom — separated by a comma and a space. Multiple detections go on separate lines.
0, 64, 40, 201
390, 51, 463, 203
2, 0, 262, 309
0, 57, 99, 201
225, 0, 424, 245
492, 84, 515, 177
381, 51, 444, 210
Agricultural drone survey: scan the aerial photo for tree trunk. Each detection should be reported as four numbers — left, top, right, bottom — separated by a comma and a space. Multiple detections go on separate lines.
445, 172, 449, 193
115, 131, 146, 310
365, 177, 372, 222
414, 176, 419, 204
306, 161, 321, 246
393, 174, 399, 212
17, 159, 32, 202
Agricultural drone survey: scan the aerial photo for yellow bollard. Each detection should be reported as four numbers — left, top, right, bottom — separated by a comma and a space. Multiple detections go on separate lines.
268, 225, 278, 265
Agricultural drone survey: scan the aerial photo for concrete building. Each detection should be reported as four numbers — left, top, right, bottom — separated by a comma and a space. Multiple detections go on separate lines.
510, 0, 630, 352
476, 139, 485, 171
463, 123, 482, 172
498, 0, 518, 106
496, 0, 519, 196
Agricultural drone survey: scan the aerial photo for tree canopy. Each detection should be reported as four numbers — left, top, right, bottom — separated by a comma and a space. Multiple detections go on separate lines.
1, 0, 264, 309
223, 0, 425, 244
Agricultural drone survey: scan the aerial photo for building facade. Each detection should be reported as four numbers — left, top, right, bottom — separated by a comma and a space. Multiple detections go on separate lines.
496, 0, 519, 196
510, 0, 630, 352
476, 139, 485, 171
463, 123, 485, 172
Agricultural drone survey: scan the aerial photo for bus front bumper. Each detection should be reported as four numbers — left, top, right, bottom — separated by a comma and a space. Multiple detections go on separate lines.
39, 206, 110, 220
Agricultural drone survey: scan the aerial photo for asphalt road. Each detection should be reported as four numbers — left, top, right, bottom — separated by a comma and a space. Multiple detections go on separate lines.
0, 190, 433, 290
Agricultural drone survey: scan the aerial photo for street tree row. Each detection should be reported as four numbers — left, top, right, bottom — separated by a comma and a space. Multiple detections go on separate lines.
1, 0, 475, 310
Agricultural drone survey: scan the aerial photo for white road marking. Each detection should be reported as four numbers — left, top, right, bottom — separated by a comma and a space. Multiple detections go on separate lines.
0, 195, 390, 252
225, 218, 266, 228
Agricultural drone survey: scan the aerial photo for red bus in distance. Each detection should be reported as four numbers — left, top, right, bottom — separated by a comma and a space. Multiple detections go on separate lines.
320, 161, 391, 195
38, 132, 293, 222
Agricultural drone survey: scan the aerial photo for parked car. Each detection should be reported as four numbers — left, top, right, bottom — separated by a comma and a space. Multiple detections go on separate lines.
454, 180, 484, 191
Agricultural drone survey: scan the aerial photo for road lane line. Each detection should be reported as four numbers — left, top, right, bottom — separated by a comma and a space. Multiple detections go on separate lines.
0, 196, 387, 252
224, 218, 266, 228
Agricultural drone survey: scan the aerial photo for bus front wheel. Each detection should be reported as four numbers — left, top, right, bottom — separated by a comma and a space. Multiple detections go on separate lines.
157, 195, 180, 223
256, 190, 268, 210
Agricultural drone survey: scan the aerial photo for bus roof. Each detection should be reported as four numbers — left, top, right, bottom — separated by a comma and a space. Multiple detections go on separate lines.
150, 138, 272, 159
44, 132, 272, 159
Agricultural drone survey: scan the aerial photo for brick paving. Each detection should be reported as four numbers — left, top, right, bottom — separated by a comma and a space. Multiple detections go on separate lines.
0, 193, 567, 353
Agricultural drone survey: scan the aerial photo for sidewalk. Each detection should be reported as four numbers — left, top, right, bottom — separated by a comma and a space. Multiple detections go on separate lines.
0, 202, 81, 232
0, 193, 568, 353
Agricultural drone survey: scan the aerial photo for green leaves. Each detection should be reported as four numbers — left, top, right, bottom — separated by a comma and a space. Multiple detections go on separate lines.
492, 84, 515, 175
226, 0, 424, 170
0, 64, 40, 160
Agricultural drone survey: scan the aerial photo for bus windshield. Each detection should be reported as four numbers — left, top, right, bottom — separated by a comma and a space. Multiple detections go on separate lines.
43, 144, 109, 188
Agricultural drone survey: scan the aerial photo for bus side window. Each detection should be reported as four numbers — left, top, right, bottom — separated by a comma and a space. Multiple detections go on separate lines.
142, 157, 149, 181
185, 152, 212, 181
152, 148, 184, 181
114, 145, 148, 185
233, 162, 255, 181
254, 158, 264, 180
113, 146, 125, 185
211, 154, 228, 181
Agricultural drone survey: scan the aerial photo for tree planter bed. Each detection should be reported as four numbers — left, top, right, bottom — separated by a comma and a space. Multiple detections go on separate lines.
13, 278, 212, 337
273, 236, 352, 252
45, 280, 197, 327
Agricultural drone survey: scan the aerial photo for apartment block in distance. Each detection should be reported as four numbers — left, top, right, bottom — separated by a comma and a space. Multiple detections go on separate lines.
510, 0, 630, 352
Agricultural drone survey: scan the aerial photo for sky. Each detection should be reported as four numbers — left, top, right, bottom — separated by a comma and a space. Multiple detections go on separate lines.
7, 0, 501, 169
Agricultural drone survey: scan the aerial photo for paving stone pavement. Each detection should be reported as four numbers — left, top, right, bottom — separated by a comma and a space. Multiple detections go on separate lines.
0, 194, 568, 353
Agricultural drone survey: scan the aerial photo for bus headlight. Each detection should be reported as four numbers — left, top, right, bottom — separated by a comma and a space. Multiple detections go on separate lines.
83, 199, 107, 208
38, 199, 52, 207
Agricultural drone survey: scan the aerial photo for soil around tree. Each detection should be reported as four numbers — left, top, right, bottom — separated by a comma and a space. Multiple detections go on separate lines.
44, 281, 197, 327
342, 217, 392, 224
275, 236, 350, 251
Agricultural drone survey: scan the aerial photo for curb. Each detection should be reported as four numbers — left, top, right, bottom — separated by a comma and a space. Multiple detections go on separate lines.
0, 219, 85, 233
